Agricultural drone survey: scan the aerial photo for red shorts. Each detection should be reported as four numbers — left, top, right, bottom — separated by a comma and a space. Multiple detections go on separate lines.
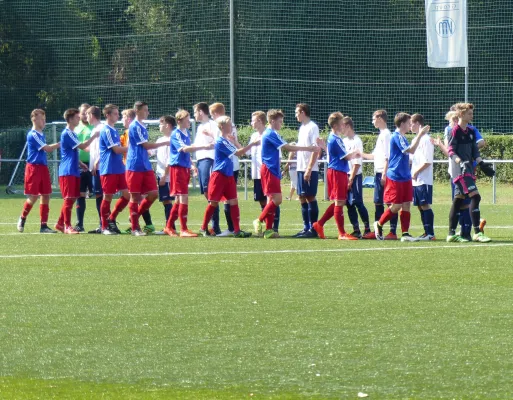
170, 166, 190, 196
260, 164, 281, 196
383, 177, 413, 204
58, 175, 80, 199
24, 163, 52, 196
101, 173, 128, 195
208, 171, 237, 202
327, 169, 348, 201
126, 170, 157, 194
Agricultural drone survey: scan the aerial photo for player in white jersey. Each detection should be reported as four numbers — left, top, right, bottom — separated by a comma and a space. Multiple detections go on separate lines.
193, 102, 221, 234
362, 110, 398, 239
248, 111, 280, 233
342, 117, 371, 238
209, 102, 240, 236
410, 114, 435, 241
86, 106, 104, 234
155, 115, 177, 232
294, 103, 320, 238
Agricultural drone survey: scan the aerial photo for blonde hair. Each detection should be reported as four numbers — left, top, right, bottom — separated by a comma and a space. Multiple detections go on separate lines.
215, 115, 231, 130
252, 111, 266, 125
445, 110, 457, 122
341, 116, 354, 130
122, 109, 136, 120
452, 102, 474, 117
175, 109, 190, 121
209, 102, 225, 116
267, 109, 284, 123
328, 112, 344, 128
30, 109, 46, 121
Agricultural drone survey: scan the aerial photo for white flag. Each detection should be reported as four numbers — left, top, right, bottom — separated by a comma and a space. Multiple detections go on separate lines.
425, 0, 468, 68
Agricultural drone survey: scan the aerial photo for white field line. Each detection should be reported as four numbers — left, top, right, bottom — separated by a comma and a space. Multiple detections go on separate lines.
0, 243, 512, 259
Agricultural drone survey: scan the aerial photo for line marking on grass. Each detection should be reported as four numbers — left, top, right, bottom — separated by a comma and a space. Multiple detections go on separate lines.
1, 243, 512, 259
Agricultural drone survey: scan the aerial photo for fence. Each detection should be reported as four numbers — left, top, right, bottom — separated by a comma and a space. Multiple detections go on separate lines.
3, 157, 510, 205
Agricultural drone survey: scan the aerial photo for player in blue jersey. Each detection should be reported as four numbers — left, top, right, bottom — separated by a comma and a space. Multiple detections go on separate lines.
17, 109, 60, 233
160, 109, 213, 237
98, 104, 130, 235
126, 101, 169, 236
252, 109, 319, 239
312, 112, 359, 240
444, 108, 487, 240
374, 112, 430, 241
55, 108, 99, 234
199, 116, 259, 237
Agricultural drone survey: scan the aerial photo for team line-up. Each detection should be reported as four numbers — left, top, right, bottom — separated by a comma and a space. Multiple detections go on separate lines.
16, 101, 495, 242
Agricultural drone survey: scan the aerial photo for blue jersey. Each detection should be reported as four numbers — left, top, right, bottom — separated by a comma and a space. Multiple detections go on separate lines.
169, 128, 192, 168
26, 129, 47, 165
213, 136, 237, 176
386, 131, 411, 182
327, 132, 350, 173
127, 120, 152, 172
58, 128, 81, 177
99, 125, 125, 175
261, 128, 287, 178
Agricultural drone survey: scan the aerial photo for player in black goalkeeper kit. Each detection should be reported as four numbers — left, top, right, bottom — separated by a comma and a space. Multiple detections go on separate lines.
446, 103, 494, 243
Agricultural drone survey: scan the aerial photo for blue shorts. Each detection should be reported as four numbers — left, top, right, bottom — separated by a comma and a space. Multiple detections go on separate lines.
297, 171, 319, 197
451, 181, 471, 205
92, 171, 103, 196
79, 170, 93, 193
253, 179, 266, 202
197, 158, 214, 195
413, 184, 433, 206
347, 174, 364, 206
373, 173, 384, 204
157, 176, 175, 202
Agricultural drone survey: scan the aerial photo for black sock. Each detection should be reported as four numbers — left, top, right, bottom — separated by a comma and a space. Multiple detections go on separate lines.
96, 196, 102, 226
76, 196, 86, 226
347, 204, 359, 231
273, 206, 280, 232
224, 203, 234, 232
375, 204, 385, 222
470, 194, 482, 234
164, 203, 172, 222
449, 198, 465, 235
142, 210, 152, 226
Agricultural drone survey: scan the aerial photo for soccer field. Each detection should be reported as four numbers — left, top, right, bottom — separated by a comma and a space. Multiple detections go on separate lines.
1, 184, 513, 399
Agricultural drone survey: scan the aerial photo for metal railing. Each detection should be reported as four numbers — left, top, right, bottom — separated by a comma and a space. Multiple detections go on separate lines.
3, 158, 511, 204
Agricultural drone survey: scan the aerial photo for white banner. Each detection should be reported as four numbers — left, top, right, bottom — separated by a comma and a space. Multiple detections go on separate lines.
425, 0, 468, 68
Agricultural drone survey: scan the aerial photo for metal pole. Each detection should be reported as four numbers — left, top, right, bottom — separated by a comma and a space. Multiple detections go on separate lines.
492, 162, 496, 204
52, 124, 59, 189
244, 160, 248, 201
229, 0, 235, 121
464, 67, 469, 102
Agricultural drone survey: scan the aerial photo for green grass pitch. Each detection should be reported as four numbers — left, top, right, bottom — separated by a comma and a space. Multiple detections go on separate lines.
1, 183, 513, 399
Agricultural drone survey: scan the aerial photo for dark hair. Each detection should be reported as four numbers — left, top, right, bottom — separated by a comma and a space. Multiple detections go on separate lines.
159, 115, 177, 128
134, 101, 148, 111
194, 102, 210, 115
296, 103, 311, 117
411, 113, 425, 126
87, 106, 101, 120
394, 112, 411, 128
63, 108, 80, 122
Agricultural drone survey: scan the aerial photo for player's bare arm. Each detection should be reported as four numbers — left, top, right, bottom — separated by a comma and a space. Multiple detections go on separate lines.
404, 125, 430, 154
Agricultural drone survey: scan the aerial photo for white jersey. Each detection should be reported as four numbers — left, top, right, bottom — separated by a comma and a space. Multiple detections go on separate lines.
155, 136, 170, 181
296, 120, 319, 172
88, 123, 104, 172
412, 134, 434, 186
248, 131, 264, 179
343, 134, 363, 176
194, 120, 218, 160
372, 128, 391, 174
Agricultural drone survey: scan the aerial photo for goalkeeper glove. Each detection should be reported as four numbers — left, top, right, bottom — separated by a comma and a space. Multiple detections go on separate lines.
479, 161, 495, 177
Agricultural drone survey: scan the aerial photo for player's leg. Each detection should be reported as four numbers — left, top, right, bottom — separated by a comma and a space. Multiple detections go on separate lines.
447, 195, 467, 242
200, 200, 219, 236
295, 171, 310, 236
352, 175, 371, 236
38, 194, 55, 233
18, 195, 37, 232
76, 170, 90, 232
346, 189, 361, 238
468, 189, 490, 242
399, 201, 414, 242
299, 171, 319, 238
200, 171, 221, 236
88, 171, 103, 234
313, 168, 338, 239
62, 176, 79, 234
374, 177, 402, 240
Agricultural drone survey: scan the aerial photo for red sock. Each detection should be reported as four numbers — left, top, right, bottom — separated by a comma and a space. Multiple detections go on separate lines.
57, 207, 64, 227
178, 203, 188, 231
129, 202, 139, 231
378, 207, 395, 226
167, 203, 179, 230
201, 204, 217, 230
400, 211, 411, 233
259, 201, 277, 230
101, 199, 112, 229
137, 197, 154, 217
334, 205, 345, 235
21, 202, 33, 219
40, 204, 49, 225
318, 203, 335, 226
230, 204, 241, 232
64, 198, 75, 228
110, 197, 129, 221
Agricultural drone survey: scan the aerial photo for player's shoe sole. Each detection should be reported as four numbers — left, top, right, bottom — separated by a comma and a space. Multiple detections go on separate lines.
253, 219, 263, 236
338, 233, 358, 241
473, 232, 491, 243
17, 217, 25, 232
311, 222, 325, 239
374, 221, 383, 240
180, 230, 198, 238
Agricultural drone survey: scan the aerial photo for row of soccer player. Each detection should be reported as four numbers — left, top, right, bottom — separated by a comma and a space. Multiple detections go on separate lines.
17, 101, 495, 241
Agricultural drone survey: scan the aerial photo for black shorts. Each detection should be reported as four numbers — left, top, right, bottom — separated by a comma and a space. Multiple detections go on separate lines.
157, 176, 175, 202
453, 174, 477, 197
253, 179, 266, 201
79, 170, 93, 193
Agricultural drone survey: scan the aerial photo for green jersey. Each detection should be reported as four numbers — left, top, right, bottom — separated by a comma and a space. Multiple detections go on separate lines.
75, 122, 93, 163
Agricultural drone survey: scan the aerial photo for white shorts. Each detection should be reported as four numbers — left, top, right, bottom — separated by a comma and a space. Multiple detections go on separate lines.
289, 168, 298, 189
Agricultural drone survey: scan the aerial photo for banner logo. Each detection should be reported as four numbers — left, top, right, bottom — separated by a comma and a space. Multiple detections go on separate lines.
436, 17, 455, 37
